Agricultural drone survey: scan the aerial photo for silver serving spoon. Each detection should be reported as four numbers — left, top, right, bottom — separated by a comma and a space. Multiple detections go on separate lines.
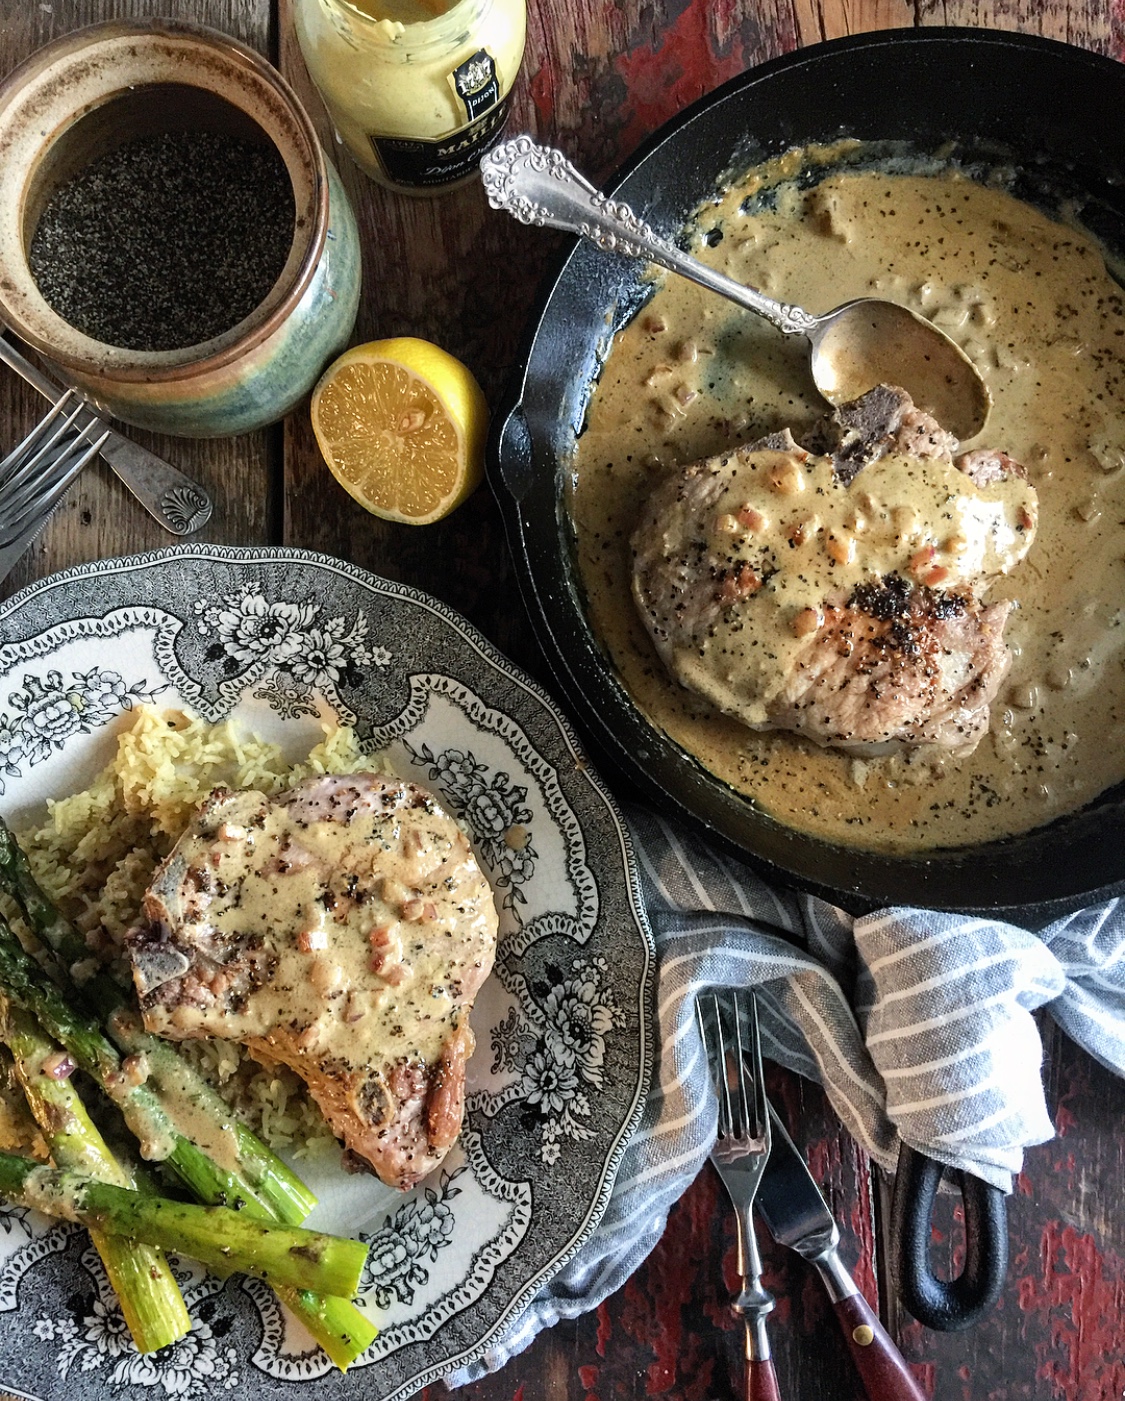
481, 137, 991, 441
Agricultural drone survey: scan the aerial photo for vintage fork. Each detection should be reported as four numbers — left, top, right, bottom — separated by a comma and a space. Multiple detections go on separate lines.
697, 989, 780, 1401
0, 390, 108, 581
0, 337, 213, 535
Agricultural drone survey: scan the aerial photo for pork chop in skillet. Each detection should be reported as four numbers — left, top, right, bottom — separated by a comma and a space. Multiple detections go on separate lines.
127, 772, 498, 1190
631, 386, 1037, 756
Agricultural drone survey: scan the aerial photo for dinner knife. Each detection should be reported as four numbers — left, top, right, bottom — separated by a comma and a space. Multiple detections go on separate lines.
0, 336, 212, 534
757, 1106, 927, 1401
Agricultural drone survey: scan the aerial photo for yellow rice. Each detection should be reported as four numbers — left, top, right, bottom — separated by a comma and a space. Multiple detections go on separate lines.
10, 704, 392, 1159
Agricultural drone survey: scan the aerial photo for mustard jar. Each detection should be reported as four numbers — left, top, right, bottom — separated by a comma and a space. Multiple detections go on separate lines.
293, 0, 526, 194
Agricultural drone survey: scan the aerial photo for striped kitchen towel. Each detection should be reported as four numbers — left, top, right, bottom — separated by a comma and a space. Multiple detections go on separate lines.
447, 803, 1125, 1384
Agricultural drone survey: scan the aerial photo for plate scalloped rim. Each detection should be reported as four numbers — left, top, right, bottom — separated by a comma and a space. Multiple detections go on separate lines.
0, 544, 656, 1401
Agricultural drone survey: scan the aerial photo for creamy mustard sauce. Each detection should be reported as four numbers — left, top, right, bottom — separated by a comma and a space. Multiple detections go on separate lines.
103, 1008, 245, 1173
633, 442, 1035, 732
139, 783, 497, 1084
140, 1056, 241, 1175
21, 1165, 69, 1219
571, 168, 1125, 851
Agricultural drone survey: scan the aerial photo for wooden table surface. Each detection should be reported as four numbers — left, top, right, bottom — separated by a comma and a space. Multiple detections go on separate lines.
0, 1, 1123, 1398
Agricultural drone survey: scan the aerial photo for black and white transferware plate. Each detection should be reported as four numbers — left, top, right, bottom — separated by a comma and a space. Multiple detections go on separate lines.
0, 546, 655, 1401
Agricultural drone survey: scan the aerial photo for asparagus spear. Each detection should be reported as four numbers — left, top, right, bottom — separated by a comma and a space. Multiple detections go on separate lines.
106, 1038, 378, 1366
2, 1000, 191, 1353
0, 1152, 368, 1297
0, 913, 276, 1213
0, 836, 378, 1369
0, 820, 316, 1226
273, 1286, 378, 1371
111, 1016, 318, 1222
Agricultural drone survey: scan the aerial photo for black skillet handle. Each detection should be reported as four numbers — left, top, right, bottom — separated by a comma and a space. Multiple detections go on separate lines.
889, 1143, 1008, 1331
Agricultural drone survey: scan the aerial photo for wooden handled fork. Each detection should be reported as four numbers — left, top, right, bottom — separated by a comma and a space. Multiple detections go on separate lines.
697, 989, 780, 1401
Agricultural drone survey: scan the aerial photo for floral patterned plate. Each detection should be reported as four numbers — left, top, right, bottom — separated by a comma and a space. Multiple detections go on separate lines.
0, 546, 655, 1401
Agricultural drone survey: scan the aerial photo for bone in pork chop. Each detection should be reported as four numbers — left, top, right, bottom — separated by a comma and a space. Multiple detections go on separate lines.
630, 387, 1037, 755
128, 772, 498, 1190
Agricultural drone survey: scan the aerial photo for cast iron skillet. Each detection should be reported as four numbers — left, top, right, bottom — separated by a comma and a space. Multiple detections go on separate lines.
487, 29, 1125, 1333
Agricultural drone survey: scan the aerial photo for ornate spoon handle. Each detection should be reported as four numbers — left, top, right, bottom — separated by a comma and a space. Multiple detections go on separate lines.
480, 135, 818, 338
95, 432, 212, 535
0, 336, 212, 535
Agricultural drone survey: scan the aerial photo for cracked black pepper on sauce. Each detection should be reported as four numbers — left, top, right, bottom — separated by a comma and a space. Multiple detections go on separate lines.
134, 779, 497, 1182
29, 131, 295, 352
632, 443, 1034, 734
569, 164, 1125, 853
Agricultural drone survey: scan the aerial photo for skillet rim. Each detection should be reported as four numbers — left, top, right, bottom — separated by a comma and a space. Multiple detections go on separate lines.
487, 25, 1125, 924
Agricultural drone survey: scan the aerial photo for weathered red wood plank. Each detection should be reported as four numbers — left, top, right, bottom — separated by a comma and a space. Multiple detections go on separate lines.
878, 1020, 1125, 1401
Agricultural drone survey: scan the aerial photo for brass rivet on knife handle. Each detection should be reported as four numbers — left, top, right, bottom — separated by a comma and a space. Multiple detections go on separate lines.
757, 1104, 927, 1401
834, 1292, 928, 1401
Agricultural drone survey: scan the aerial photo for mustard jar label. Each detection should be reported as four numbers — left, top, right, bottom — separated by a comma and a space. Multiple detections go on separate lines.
452, 49, 500, 120
369, 54, 511, 189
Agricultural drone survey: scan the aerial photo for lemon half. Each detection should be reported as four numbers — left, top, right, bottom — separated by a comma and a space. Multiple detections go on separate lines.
311, 337, 488, 525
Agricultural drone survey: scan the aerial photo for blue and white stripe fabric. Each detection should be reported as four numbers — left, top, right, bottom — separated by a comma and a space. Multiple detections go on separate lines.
446, 804, 1125, 1385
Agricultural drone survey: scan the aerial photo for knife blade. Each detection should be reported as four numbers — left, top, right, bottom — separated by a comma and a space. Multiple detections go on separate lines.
0, 336, 212, 535
757, 1105, 927, 1401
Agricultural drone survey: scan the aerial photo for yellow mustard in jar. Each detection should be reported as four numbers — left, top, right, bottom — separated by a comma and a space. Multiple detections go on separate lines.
293, 0, 526, 193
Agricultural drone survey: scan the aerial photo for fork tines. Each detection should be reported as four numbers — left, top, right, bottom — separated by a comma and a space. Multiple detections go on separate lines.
697, 988, 779, 1395
0, 390, 107, 545
697, 988, 770, 1155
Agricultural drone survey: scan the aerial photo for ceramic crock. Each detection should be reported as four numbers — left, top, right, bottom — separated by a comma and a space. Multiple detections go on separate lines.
0, 19, 361, 438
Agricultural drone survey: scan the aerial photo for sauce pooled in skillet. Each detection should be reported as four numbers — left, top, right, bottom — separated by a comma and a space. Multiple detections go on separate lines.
570, 166, 1125, 852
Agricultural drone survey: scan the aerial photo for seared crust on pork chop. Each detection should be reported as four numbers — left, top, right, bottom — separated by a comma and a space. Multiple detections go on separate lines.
771, 578, 1013, 752
128, 773, 498, 1190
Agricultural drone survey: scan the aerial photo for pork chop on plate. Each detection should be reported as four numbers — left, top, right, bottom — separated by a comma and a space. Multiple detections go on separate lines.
631, 386, 1037, 756
127, 772, 498, 1190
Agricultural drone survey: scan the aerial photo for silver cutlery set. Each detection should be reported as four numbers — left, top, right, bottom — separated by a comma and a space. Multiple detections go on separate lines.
0, 392, 108, 581
699, 990, 927, 1401
0, 336, 213, 584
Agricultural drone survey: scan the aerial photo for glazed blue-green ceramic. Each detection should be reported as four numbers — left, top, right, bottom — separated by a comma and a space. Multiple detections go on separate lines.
0, 19, 363, 439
